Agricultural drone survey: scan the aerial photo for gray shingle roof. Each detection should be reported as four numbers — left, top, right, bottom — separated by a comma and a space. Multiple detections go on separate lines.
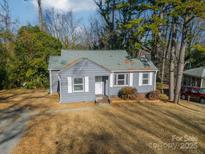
184, 67, 205, 78
48, 50, 158, 71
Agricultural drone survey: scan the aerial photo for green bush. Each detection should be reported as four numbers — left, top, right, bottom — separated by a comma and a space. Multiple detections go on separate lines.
118, 87, 137, 100
159, 94, 169, 101
157, 82, 165, 91
146, 91, 160, 100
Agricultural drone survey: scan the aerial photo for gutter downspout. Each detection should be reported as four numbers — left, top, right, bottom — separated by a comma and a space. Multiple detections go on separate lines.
58, 75, 62, 103
108, 76, 111, 103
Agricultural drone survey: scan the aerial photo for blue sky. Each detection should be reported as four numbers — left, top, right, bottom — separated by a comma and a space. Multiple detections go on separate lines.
7, 0, 97, 27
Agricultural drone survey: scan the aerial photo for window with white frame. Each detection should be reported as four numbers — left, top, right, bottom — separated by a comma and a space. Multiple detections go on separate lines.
142, 73, 149, 85
73, 77, 84, 92
114, 73, 128, 86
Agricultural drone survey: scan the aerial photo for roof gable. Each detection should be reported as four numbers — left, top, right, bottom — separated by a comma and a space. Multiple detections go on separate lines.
58, 58, 111, 74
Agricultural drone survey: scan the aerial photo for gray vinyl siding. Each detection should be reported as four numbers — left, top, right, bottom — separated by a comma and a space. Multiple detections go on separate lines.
59, 59, 110, 103
133, 71, 156, 93
50, 70, 59, 93
109, 73, 130, 96
109, 71, 156, 96
52, 61, 156, 103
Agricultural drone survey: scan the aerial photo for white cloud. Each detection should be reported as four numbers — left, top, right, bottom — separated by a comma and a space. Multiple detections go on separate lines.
32, 0, 97, 12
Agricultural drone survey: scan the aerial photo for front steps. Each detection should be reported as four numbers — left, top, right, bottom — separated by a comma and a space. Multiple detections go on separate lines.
95, 95, 110, 104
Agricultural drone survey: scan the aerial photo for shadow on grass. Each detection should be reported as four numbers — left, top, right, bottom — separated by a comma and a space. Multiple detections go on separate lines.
55, 118, 136, 154
1, 89, 205, 154
56, 131, 131, 154
51, 101, 205, 154
0, 90, 51, 151
99, 102, 205, 154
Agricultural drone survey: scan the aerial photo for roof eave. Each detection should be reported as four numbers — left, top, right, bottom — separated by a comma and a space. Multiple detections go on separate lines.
111, 69, 158, 72
183, 73, 203, 78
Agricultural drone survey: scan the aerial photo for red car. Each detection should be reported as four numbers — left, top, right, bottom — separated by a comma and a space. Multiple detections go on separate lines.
181, 86, 205, 104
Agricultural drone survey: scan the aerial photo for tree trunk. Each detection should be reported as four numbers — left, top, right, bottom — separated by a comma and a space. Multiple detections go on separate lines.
169, 21, 176, 102
161, 22, 171, 93
161, 53, 165, 93
174, 19, 188, 103
111, 0, 115, 49
37, 0, 45, 31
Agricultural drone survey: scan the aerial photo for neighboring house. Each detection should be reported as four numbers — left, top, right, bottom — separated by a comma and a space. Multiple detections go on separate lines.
48, 50, 158, 103
183, 67, 205, 88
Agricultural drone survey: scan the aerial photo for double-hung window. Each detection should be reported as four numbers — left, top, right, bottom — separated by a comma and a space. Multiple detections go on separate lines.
139, 72, 153, 86
114, 73, 128, 86
73, 77, 84, 92
142, 73, 149, 85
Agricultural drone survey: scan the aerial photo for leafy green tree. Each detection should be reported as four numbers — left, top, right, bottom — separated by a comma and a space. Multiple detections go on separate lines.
0, 31, 15, 89
185, 44, 205, 68
9, 26, 62, 88
114, 0, 205, 103
0, 43, 8, 89
170, 0, 205, 103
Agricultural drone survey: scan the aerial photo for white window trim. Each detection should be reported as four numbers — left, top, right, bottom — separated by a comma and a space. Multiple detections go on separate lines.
139, 72, 153, 86
73, 77, 84, 93
113, 73, 129, 87
142, 73, 150, 86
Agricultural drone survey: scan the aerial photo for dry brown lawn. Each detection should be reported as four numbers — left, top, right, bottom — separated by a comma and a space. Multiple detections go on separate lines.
0, 89, 205, 154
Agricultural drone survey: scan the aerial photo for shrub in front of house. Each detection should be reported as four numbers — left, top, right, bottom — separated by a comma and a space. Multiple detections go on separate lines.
157, 82, 165, 93
146, 91, 160, 100
118, 87, 138, 100
159, 94, 169, 101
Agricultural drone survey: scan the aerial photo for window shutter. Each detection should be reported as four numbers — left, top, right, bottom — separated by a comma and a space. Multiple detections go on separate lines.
67, 77, 72, 93
110, 73, 114, 87
85, 76, 89, 92
149, 72, 153, 85
139, 73, 143, 86
129, 73, 133, 86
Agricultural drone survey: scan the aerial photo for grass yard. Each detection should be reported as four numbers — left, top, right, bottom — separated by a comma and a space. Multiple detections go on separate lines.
0, 89, 205, 154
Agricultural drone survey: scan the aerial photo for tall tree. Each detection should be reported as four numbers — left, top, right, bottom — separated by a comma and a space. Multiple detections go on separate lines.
45, 9, 81, 49
0, 43, 8, 89
0, 0, 11, 31
83, 17, 105, 49
94, 0, 121, 49
173, 0, 205, 103
37, 0, 45, 31
9, 26, 62, 88
169, 19, 177, 102
0, 0, 16, 89
24, 0, 46, 31
94, 0, 205, 103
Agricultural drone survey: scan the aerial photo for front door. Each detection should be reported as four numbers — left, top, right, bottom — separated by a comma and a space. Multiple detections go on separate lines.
95, 76, 103, 95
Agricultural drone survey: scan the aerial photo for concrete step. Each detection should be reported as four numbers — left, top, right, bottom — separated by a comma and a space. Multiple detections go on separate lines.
95, 96, 110, 103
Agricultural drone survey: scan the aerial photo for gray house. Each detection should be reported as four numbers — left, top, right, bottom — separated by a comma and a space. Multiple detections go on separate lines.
183, 67, 205, 88
48, 50, 158, 103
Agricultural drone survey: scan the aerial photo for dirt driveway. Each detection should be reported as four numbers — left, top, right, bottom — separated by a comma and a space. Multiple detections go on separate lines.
0, 89, 205, 154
